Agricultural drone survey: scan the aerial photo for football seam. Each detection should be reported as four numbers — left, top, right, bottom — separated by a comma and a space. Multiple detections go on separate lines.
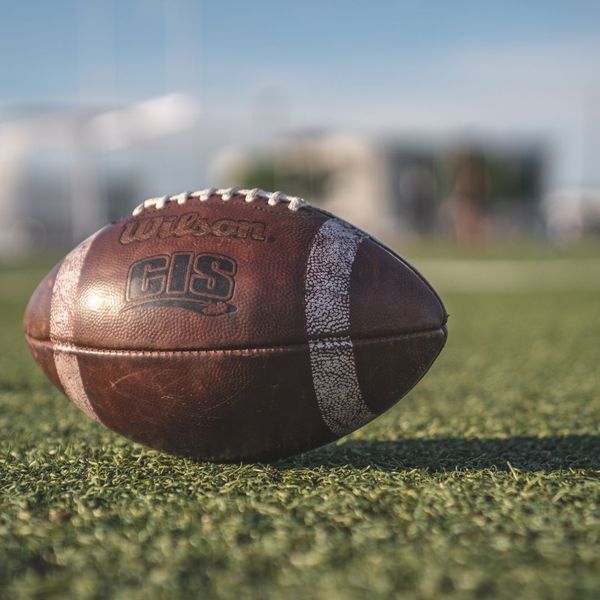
25, 327, 446, 357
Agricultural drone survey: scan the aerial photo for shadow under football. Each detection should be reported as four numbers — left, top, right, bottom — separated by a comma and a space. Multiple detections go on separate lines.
278, 434, 600, 473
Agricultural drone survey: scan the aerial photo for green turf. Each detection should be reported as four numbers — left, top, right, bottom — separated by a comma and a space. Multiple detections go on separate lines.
0, 255, 599, 599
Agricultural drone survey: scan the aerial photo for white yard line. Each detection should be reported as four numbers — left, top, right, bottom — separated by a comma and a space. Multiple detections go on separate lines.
416, 259, 600, 292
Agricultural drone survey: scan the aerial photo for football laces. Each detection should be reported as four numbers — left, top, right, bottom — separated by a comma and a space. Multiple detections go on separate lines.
132, 188, 307, 216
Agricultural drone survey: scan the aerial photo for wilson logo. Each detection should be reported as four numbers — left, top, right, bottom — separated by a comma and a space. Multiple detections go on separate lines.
120, 213, 267, 245
125, 252, 237, 316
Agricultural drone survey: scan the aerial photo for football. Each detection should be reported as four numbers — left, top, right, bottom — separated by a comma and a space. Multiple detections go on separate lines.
23, 188, 447, 461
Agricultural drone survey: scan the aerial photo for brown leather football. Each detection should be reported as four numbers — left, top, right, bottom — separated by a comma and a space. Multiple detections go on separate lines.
23, 188, 447, 461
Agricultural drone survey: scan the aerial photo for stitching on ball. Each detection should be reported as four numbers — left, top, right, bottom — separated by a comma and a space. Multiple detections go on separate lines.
132, 188, 308, 217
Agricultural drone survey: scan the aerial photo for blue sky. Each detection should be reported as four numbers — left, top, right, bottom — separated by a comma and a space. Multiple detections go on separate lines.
1, 0, 599, 107
1, 0, 599, 187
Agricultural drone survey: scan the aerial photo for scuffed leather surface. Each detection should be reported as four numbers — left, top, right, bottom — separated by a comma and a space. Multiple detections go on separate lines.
23, 193, 448, 461
26, 329, 446, 461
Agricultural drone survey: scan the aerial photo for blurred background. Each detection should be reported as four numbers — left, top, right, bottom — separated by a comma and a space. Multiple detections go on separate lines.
0, 0, 599, 260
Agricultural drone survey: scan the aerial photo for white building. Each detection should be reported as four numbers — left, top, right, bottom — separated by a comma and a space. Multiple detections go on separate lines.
0, 94, 200, 256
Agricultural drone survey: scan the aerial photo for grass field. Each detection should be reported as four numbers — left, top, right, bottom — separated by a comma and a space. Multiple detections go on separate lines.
0, 250, 599, 599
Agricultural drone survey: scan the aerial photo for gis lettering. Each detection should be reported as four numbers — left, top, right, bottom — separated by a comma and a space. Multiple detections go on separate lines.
125, 252, 237, 316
